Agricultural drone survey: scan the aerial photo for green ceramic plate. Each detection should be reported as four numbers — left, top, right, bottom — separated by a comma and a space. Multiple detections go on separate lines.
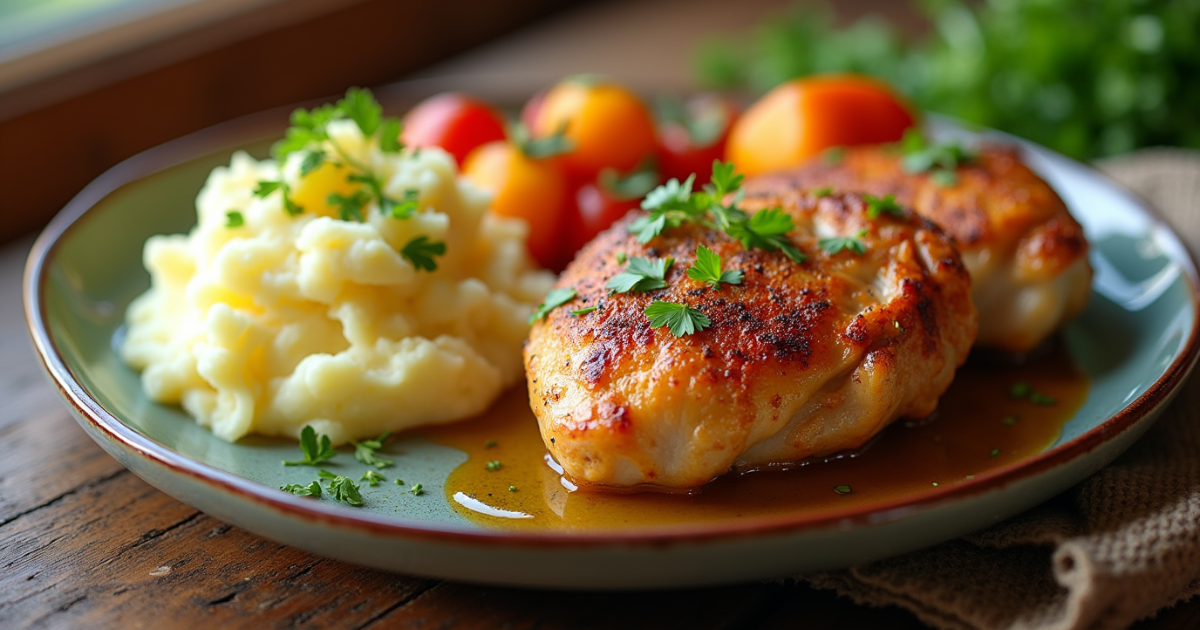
24, 88, 1200, 589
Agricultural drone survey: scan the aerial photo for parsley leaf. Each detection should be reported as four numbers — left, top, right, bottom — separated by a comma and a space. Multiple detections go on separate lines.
812, 186, 834, 198
686, 245, 743, 289
863, 194, 905, 220
377, 118, 403, 153
819, 229, 869, 256
318, 470, 364, 506
708, 160, 744, 198
225, 211, 244, 228
282, 426, 337, 466
341, 87, 383, 136
606, 256, 674, 293
253, 180, 282, 197
361, 470, 387, 487
390, 189, 420, 219
409, 483, 424, 496
486, 460, 502, 471
900, 130, 976, 179
725, 207, 808, 263
299, 150, 325, 177
328, 190, 371, 222
644, 300, 711, 337
630, 174, 707, 243
352, 431, 394, 468
571, 306, 599, 316
254, 180, 303, 217
280, 481, 322, 498
401, 236, 446, 272
529, 287, 576, 324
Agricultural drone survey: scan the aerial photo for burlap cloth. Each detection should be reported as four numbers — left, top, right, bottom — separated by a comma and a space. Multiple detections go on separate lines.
796, 148, 1200, 630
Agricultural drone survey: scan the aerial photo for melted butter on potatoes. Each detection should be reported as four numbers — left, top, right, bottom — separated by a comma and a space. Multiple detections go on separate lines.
122, 118, 554, 444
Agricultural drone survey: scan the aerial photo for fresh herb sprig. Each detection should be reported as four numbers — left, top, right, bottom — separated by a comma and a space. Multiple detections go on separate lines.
607, 257, 674, 293
262, 88, 446, 271
283, 426, 338, 467
319, 470, 364, 506
361, 470, 387, 487
818, 229, 869, 256
281, 481, 322, 498
863, 194, 904, 220
352, 431, 394, 469
686, 245, 743, 290
529, 288, 577, 324
899, 130, 977, 186
644, 300, 712, 337
630, 161, 806, 263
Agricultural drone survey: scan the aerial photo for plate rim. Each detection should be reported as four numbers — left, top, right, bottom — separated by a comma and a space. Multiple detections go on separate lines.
22, 88, 1200, 548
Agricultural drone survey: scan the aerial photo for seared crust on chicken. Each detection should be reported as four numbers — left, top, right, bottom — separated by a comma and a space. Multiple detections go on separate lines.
525, 193, 976, 489
742, 145, 1090, 353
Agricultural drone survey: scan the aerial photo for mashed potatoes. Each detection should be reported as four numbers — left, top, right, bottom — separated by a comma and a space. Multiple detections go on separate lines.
122, 117, 554, 443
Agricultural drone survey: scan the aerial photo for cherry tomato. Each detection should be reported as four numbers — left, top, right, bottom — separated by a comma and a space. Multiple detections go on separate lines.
461, 141, 568, 269
532, 76, 657, 179
565, 166, 658, 255
726, 75, 917, 176
656, 94, 739, 185
401, 93, 507, 165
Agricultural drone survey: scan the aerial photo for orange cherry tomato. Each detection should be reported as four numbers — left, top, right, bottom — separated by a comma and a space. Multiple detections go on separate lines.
461, 141, 567, 269
657, 94, 739, 186
401, 93, 507, 165
726, 75, 917, 177
532, 77, 657, 179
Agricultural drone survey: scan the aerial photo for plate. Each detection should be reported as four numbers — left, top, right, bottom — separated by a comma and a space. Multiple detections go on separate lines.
24, 85, 1200, 589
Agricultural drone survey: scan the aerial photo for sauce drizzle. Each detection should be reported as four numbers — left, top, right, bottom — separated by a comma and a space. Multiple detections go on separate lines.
422, 343, 1088, 531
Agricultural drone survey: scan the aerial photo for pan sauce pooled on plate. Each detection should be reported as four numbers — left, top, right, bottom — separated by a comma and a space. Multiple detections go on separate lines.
525, 176, 977, 489
743, 140, 1091, 353
122, 90, 553, 444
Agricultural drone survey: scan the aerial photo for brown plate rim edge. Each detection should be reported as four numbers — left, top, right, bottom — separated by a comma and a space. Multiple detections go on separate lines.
21, 87, 1200, 549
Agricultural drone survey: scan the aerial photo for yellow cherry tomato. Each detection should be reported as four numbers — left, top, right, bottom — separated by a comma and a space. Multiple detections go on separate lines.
462, 141, 567, 269
532, 77, 657, 179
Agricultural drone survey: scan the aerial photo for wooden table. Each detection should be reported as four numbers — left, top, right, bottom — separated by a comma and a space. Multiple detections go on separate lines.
3, 0, 1199, 627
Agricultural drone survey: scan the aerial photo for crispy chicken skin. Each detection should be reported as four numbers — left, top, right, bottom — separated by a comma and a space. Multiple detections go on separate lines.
742, 145, 1091, 353
525, 193, 976, 489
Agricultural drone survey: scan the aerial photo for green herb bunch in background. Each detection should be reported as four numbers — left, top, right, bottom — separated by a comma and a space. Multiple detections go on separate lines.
696, 0, 1200, 160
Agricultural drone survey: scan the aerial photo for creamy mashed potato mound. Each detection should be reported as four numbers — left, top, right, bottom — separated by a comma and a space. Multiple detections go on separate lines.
122, 119, 555, 443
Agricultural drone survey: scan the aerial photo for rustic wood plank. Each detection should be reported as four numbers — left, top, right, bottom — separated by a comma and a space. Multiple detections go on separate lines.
0, 470, 436, 630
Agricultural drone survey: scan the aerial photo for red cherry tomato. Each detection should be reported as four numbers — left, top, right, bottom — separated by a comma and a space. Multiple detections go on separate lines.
656, 94, 739, 186
401, 93, 507, 165
564, 166, 659, 257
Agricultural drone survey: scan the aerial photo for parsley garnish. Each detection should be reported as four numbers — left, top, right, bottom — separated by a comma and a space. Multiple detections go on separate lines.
225, 211, 244, 228
607, 256, 674, 293
394, 478, 405, 486
823, 147, 845, 165
509, 486, 517, 492
686, 245, 743, 290
863, 194, 904, 220
615, 252, 627, 265
812, 186, 833, 198
280, 481, 322, 498
401, 236, 446, 272
529, 288, 577, 324
1010, 382, 1058, 406
900, 129, 976, 186
834, 484, 852, 494
571, 306, 598, 316
818, 229, 869, 256
352, 431, 393, 468
485, 440, 498, 448
409, 483, 424, 496
990, 448, 1002, 457
361, 470, 387, 487
298, 150, 325, 177
328, 190, 371, 222
644, 300, 711, 337
486, 460, 502, 471
318, 470, 364, 506
282, 426, 337, 467
254, 179, 303, 217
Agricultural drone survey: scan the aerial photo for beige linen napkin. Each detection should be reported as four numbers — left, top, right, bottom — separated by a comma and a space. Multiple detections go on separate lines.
798, 148, 1200, 630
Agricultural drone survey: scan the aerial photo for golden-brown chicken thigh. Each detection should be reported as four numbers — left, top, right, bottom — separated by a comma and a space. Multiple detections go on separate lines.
742, 145, 1090, 353
525, 193, 976, 489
